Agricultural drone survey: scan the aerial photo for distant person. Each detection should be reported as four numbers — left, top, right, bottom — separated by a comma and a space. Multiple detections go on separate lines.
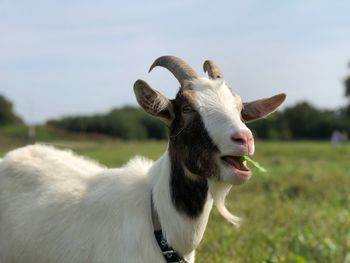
331, 129, 348, 144
331, 130, 341, 145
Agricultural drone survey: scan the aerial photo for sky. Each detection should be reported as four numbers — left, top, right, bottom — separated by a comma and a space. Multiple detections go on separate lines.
1, 0, 350, 124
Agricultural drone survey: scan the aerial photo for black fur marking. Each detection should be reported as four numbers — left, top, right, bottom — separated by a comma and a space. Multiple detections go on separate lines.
168, 91, 219, 218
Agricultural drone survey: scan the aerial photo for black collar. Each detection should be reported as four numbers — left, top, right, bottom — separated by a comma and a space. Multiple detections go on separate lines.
151, 194, 188, 263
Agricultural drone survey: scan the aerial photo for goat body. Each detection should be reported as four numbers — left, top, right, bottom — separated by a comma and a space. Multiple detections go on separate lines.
0, 145, 189, 262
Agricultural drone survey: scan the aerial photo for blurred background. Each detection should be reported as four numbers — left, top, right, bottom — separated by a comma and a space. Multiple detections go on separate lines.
1, 1, 350, 262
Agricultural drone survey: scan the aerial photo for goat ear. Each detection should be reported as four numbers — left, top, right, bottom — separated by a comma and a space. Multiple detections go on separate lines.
134, 79, 174, 126
242, 93, 286, 122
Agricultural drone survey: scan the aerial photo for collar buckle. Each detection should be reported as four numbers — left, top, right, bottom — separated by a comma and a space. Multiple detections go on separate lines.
151, 194, 188, 263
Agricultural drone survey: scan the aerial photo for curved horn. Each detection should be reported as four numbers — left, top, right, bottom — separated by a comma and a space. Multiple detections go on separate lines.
203, 60, 224, 79
149, 56, 198, 86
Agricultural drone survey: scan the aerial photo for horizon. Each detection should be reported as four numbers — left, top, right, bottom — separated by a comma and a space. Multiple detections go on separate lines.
1, 0, 350, 124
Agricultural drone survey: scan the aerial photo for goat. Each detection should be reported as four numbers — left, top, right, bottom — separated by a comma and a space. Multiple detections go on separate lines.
0, 56, 286, 263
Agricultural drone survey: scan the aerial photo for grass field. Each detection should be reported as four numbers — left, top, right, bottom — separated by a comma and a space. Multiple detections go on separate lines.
1, 136, 349, 263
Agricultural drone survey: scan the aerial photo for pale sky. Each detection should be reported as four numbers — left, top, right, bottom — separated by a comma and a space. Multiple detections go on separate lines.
1, 0, 350, 124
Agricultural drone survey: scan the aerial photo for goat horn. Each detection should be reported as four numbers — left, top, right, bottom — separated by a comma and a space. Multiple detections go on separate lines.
149, 56, 198, 86
203, 60, 224, 79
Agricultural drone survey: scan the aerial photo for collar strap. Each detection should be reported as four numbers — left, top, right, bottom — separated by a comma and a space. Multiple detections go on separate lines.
151, 194, 188, 263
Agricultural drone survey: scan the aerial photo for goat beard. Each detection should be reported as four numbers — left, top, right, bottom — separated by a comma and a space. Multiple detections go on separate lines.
208, 180, 241, 227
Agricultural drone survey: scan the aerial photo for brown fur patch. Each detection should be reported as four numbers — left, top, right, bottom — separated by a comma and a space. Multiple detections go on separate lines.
168, 89, 219, 218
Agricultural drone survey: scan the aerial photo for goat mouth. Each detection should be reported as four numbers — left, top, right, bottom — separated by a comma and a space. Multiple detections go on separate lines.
221, 156, 251, 177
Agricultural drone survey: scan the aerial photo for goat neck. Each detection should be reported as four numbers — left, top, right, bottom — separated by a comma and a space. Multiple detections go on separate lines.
150, 150, 214, 257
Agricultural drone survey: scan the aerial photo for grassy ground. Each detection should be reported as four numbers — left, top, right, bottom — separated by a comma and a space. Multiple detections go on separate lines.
0, 136, 349, 263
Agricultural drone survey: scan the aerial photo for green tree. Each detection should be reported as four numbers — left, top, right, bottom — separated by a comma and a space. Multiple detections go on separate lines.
0, 95, 23, 126
106, 107, 147, 140
247, 112, 291, 140
345, 76, 350, 98
283, 102, 335, 139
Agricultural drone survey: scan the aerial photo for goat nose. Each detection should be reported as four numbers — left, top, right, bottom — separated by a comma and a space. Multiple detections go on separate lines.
231, 131, 253, 146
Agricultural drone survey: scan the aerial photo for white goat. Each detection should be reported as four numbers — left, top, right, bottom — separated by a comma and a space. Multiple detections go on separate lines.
0, 56, 285, 263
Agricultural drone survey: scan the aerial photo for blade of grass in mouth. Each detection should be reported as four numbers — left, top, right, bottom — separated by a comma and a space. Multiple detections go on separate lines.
241, 156, 267, 173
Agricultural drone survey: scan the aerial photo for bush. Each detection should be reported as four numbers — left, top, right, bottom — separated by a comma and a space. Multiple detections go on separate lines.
0, 95, 23, 126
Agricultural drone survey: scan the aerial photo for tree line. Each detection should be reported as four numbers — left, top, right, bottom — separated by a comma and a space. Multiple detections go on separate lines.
46, 101, 348, 141
1, 96, 349, 141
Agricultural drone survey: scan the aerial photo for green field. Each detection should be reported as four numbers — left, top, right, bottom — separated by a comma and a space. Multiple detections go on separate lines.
1, 137, 350, 263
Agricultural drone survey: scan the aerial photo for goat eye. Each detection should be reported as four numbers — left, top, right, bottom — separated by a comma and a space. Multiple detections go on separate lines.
182, 105, 194, 114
